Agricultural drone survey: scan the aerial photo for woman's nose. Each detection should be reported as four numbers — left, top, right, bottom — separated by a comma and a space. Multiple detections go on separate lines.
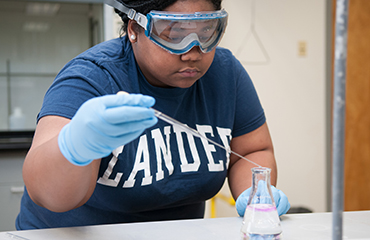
180, 46, 202, 61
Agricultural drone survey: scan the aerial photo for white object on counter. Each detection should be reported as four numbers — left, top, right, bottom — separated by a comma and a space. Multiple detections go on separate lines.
9, 107, 25, 130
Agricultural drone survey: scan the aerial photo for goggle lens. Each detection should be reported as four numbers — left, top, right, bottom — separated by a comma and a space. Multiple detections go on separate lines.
146, 10, 228, 54
152, 19, 219, 44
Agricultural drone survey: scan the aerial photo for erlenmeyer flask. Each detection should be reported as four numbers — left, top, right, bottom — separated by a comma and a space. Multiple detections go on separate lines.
240, 167, 282, 240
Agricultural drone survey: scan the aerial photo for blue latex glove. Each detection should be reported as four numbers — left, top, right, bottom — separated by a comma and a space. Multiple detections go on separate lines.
235, 185, 291, 216
58, 93, 157, 166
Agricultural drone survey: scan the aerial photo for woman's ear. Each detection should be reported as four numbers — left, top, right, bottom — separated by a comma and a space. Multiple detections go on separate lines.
127, 20, 140, 43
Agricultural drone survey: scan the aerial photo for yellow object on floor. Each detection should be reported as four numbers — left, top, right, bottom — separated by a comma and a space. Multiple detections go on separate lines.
210, 193, 235, 218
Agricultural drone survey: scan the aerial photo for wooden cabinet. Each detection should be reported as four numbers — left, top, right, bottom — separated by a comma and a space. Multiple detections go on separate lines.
332, 0, 370, 211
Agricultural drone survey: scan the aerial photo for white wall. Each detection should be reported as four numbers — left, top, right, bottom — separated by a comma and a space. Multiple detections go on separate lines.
104, 5, 122, 40
218, 0, 329, 213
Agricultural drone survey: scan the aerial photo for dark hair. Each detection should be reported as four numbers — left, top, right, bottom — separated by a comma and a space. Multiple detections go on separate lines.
114, 0, 222, 34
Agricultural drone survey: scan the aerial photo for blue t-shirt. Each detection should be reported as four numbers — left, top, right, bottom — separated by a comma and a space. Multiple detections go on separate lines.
16, 36, 265, 230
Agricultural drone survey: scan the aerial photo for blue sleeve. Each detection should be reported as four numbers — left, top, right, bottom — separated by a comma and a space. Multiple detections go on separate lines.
37, 58, 113, 122
233, 56, 265, 137
37, 38, 132, 122
212, 47, 266, 137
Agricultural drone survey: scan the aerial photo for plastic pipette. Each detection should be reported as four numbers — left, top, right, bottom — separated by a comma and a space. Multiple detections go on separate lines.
153, 108, 262, 167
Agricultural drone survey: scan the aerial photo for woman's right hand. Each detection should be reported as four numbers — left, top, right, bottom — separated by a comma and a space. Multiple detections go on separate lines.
58, 93, 157, 166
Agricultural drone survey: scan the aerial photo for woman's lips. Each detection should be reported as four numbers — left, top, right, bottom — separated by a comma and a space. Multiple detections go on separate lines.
178, 68, 200, 78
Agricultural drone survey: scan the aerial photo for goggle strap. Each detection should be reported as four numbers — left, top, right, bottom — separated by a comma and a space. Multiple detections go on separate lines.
104, 0, 148, 30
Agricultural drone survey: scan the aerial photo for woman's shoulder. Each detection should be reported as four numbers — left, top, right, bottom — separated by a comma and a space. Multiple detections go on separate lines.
76, 37, 131, 63
208, 47, 245, 76
213, 47, 241, 68
56, 36, 134, 81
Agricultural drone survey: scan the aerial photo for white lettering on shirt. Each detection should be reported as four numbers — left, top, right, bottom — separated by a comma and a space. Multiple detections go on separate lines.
216, 127, 232, 169
98, 125, 232, 188
97, 145, 124, 187
174, 124, 201, 172
152, 126, 174, 181
196, 125, 224, 172
123, 135, 152, 188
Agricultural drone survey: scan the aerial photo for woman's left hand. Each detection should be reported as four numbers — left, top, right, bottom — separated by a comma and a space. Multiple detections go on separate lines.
235, 186, 291, 216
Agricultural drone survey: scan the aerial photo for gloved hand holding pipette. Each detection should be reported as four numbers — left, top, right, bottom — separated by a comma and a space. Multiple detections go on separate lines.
235, 183, 291, 216
58, 93, 157, 166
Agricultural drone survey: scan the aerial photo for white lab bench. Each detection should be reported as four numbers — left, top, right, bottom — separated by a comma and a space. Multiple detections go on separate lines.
0, 211, 369, 240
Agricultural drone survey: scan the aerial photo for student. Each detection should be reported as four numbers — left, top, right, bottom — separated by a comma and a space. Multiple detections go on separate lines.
16, 0, 290, 230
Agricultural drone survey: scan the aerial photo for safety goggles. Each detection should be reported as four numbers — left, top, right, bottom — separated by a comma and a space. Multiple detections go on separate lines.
105, 0, 228, 54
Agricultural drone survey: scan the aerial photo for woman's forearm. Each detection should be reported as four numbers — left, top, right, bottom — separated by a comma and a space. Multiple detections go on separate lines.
23, 117, 100, 212
227, 123, 277, 200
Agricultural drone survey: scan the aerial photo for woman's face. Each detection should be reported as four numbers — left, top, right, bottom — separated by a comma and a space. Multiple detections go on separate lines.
129, 0, 216, 88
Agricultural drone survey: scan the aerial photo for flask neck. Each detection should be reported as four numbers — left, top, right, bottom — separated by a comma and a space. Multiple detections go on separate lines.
248, 167, 275, 206
252, 167, 271, 189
